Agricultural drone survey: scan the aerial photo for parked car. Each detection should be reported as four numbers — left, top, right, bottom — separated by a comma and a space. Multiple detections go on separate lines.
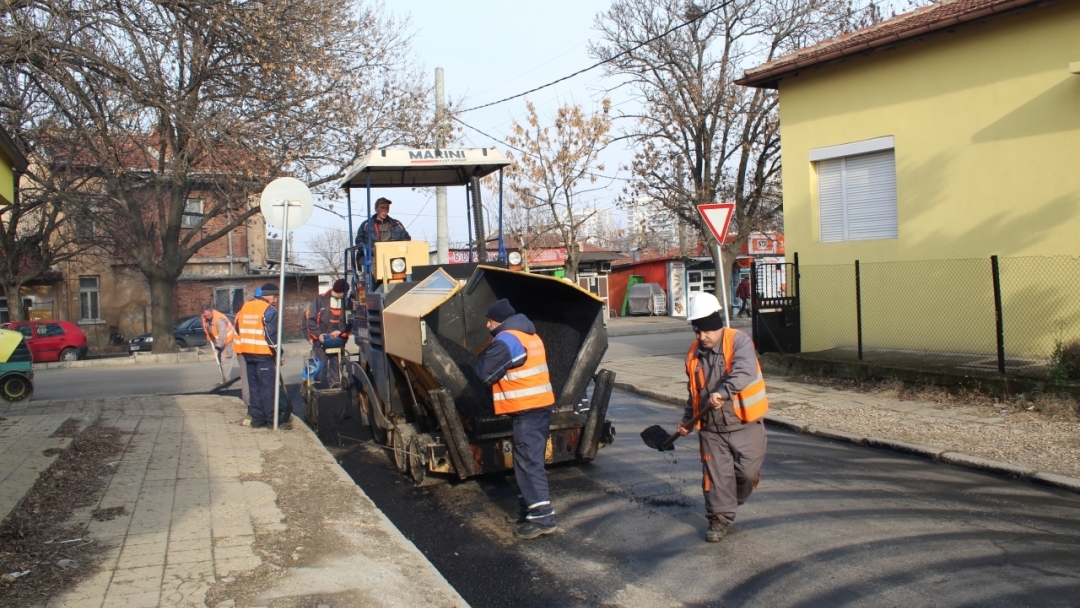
0, 320, 89, 363
128, 314, 235, 353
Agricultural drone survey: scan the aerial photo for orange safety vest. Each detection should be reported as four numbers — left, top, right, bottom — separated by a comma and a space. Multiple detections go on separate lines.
201, 310, 236, 348
234, 299, 273, 356
492, 329, 556, 416
685, 328, 769, 428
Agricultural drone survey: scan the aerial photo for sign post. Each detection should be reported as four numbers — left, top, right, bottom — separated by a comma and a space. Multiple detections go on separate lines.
260, 178, 314, 431
696, 203, 735, 328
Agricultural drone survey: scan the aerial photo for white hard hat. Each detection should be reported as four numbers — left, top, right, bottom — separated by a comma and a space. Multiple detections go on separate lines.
687, 292, 722, 321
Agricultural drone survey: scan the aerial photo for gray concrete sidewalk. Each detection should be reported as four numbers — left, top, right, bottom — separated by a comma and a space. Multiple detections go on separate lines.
603, 351, 1080, 494
0, 395, 467, 608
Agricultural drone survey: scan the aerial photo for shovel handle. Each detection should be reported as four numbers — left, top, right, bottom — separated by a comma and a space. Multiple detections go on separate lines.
660, 405, 713, 450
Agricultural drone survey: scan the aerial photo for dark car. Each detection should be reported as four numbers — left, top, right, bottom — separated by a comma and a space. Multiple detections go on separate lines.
128, 314, 236, 353
0, 320, 89, 363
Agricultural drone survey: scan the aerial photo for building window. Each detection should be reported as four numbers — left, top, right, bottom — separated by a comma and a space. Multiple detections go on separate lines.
214, 286, 245, 315
79, 276, 101, 321
182, 198, 203, 228
0, 297, 33, 324
813, 137, 897, 242
75, 213, 96, 240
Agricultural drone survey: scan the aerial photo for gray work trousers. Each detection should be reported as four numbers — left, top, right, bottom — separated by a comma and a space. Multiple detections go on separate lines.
700, 421, 767, 525
238, 354, 250, 406
215, 343, 236, 383
312, 343, 342, 389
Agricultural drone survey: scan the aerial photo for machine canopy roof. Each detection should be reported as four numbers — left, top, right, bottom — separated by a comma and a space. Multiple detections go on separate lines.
339, 148, 511, 189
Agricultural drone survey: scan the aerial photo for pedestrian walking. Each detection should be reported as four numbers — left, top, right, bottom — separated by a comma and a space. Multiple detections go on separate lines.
475, 298, 558, 540
201, 304, 237, 383
304, 278, 351, 389
234, 283, 292, 429
735, 277, 752, 318
679, 292, 768, 542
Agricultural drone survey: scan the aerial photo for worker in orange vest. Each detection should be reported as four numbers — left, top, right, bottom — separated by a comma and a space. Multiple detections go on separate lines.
475, 298, 557, 541
234, 283, 291, 429
678, 292, 768, 542
201, 304, 238, 384
303, 278, 351, 389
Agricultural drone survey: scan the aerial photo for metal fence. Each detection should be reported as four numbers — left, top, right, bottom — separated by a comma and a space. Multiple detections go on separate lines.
798, 255, 1080, 378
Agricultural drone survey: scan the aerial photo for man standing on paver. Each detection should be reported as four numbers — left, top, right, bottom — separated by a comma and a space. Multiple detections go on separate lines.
234, 283, 291, 429
678, 292, 768, 542
201, 304, 238, 384
475, 298, 558, 540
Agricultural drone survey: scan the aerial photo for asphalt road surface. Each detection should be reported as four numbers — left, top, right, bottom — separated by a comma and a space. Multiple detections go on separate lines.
337, 389, 1080, 608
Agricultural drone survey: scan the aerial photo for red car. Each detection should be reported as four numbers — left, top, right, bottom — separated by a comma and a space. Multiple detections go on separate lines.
0, 320, 89, 363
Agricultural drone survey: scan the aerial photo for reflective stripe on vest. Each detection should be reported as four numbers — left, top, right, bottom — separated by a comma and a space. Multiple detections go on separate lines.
202, 310, 236, 347
234, 299, 273, 356
492, 329, 555, 415
685, 328, 769, 426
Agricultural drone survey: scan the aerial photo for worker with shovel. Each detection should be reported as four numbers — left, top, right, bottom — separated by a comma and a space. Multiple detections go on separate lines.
678, 292, 768, 543
201, 304, 238, 385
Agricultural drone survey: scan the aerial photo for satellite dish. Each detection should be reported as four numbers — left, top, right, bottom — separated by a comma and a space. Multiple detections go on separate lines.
260, 177, 314, 230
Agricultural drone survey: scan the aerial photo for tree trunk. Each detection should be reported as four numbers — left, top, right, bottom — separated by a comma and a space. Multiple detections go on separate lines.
0, 281, 26, 322
564, 240, 580, 282
149, 275, 179, 353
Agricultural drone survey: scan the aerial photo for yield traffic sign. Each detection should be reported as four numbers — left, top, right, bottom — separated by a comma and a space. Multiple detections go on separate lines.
696, 203, 735, 244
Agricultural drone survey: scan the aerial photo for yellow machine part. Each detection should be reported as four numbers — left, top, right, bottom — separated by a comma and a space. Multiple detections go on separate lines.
0, 329, 24, 363
374, 240, 430, 283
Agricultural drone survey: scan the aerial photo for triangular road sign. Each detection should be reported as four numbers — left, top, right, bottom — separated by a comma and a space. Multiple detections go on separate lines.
697, 203, 735, 244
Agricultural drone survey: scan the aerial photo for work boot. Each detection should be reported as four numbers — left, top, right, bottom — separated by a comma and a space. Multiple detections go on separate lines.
705, 516, 728, 542
514, 522, 557, 540
505, 510, 528, 524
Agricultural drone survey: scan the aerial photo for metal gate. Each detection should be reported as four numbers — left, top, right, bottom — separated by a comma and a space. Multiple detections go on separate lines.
751, 255, 800, 354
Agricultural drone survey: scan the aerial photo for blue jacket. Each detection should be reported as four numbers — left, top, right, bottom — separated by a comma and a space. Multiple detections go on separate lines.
475, 313, 536, 385
355, 215, 411, 248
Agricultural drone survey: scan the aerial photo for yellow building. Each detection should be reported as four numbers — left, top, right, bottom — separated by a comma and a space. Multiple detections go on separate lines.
739, 0, 1080, 364
0, 126, 27, 207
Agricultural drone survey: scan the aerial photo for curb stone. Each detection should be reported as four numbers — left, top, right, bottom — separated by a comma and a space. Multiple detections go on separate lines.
806, 425, 866, 445
615, 380, 1080, 496
939, 452, 1038, 479
1030, 472, 1080, 493
863, 437, 944, 460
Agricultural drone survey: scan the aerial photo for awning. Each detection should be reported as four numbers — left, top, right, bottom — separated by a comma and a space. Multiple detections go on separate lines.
339, 148, 511, 189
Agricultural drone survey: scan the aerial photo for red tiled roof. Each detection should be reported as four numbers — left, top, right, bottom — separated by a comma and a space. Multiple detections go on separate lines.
737, 0, 1043, 88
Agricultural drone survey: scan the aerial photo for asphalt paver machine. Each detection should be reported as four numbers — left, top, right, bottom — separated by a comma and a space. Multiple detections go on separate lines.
305, 147, 615, 485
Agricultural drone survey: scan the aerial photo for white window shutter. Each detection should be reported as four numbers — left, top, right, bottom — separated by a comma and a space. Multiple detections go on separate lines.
815, 148, 896, 242
845, 150, 897, 240
817, 159, 844, 242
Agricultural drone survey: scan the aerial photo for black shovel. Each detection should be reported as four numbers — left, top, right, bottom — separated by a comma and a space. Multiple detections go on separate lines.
640, 406, 712, 451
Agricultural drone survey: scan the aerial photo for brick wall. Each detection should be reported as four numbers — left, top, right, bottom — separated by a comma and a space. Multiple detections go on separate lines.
175, 275, 320, 340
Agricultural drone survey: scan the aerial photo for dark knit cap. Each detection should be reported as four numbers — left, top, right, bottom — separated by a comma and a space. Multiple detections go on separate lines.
486, 298, 515, 323
260, 283, 280, 296
691, 311, 724, 332
332, 279, 347, 294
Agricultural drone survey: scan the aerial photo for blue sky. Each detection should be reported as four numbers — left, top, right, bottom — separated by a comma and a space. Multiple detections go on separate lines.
290, 0, 630, 264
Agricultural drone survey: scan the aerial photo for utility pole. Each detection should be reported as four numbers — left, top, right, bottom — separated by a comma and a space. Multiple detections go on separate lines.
435, 67, 448, 264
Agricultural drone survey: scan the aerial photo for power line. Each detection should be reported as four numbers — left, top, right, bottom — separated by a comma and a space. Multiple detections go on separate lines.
452, 117, 630, 183
458, 0, 732, 113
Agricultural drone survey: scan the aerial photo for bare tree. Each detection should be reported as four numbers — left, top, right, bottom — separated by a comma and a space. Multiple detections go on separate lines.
592, 0, 855, 289
303, 228, 351, 275
0, 83, 106, 322
504, 100, 612, 281
1, 0, 437, 351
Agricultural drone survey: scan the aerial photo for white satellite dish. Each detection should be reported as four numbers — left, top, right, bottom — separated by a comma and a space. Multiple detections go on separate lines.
260, 177, 314, 230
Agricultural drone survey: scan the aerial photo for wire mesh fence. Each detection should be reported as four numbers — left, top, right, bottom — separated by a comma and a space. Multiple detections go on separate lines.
795, 255, 1080, 378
